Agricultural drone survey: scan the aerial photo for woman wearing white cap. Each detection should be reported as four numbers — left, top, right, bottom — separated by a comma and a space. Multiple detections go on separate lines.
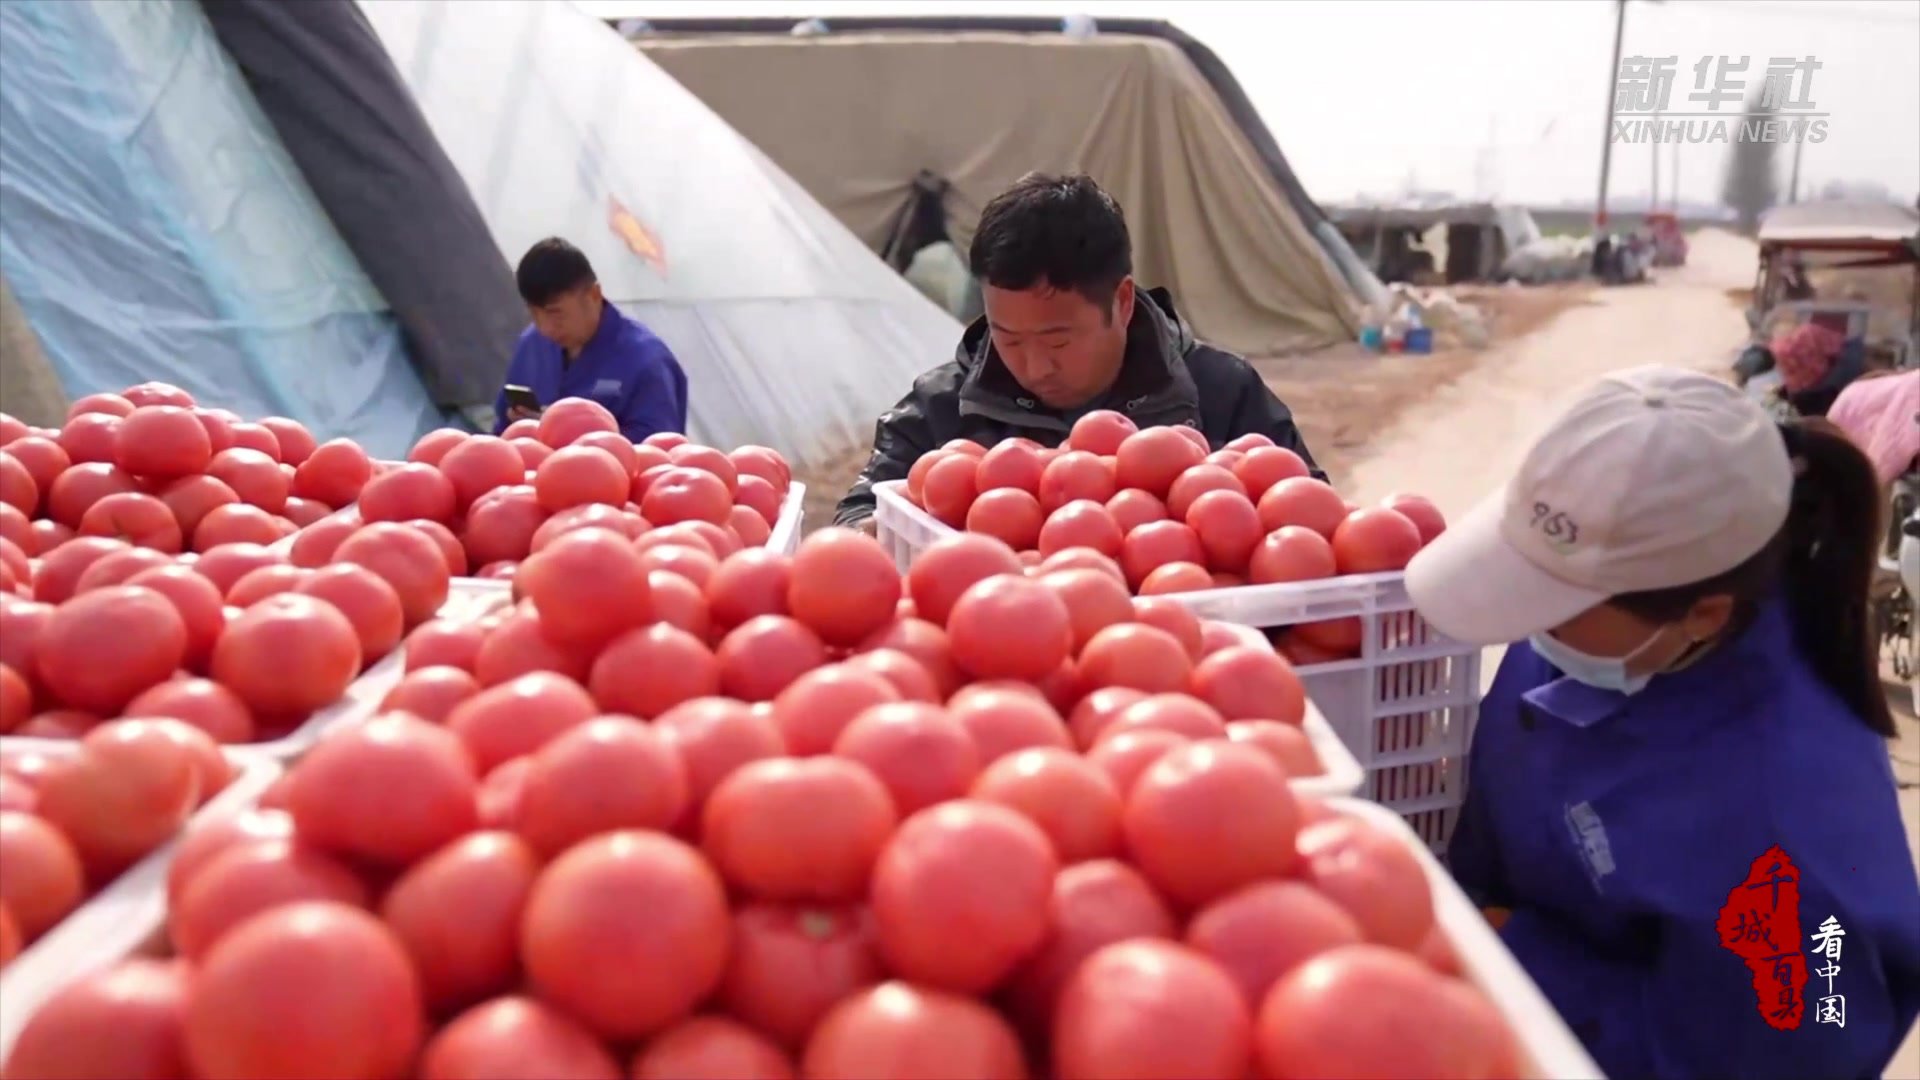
1406, 365, 1920, 1080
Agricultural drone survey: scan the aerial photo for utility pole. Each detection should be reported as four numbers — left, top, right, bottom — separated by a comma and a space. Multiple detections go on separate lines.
1671, 143, 1681, 211
1789, 137, 1806, 204
1651, 136, 1660, 216
1595, 0, 1627, 230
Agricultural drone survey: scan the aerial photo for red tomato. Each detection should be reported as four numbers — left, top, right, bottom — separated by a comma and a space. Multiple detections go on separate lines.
1036, 451, 1116, 514
445, 670, 598, 774
1065, 687, 1149, 750
0, 667, 28, 735
66, 392, 135, 420
641, 568, 714, 639
441, 436, 526, 511
45, 462, 140, 528
287, 713, 479, 865
125, 564, 225, 671
906, 533, 1022, 628
202, 447, 287, 514
729, 444, 791, 490
946, 575, 1071, 682
803, 982, 1026, 1080
1190, 645, 1307, 725
406, 518, 469, 576
734, 473, 783, 525
838, 648, 937, 704
583, 618, 721, 718
518, 718, 688, 855
642, 466, 733, 525
3, 959, 191, 1080
1037, 568, 1133, 653
921, 453, 979, 526
1101, 692, 1229, 746
71, 545, 174, 593
703, 757, 896, 902
1166, 464, 1247, 520
295, 563, 406, 663
522, 831, 729, 1038
770, 665, 901, 756
859, 618, 961, 699
974, 441, 1043, 494
408, 428, 469, 466
1036, 547, 1126, 583
1294, 616, 1364, 655
114, 405, 212, 480
56, 412, 123, 466
536, 398, 620, 448
1078, 623, 1192, 694
36, 721, 203, 877
965, 487, 1044, 550
722, 902, 883, 1049
635, 543, 720, 591
870, 800, 1057, 992
946, 686, 1072, 765
1186, 489, 1264, 574
787, 528, 900, 647
404, 619, 485, 672
1294, 817, 1436, 949
170, 836, 370, 959
154, 475, 239, 539
1067, 410, 1138, 456
6, 437, 68, 496
125, 678, 254, 744
654, 697, 787, 826
1247, 525, 1339, 585
35, 584, 185, 714
164, 808, 295, 908
1054, 940, 1251, 1079
75, 491, 181, 553
1034, 501, 1121, 561
1187, 879, 1363, 1007
198, 504, 291, 551
462, 485, 548, 565
1255, 945, 1518, 1080
1382, 492, 1447, 544
831, 701, 979, 816
418, 996, 623, 1080
635, 1016, 796, 1080
257, 417, 318, 464
0, 810, 85, 938
356, 462, 457, 525
1138, 561, 1213, 595
1331, 506, 1424, 574
31, 536, 127, 604
534, 445, 630, 512
1227, 719, 1323, 778
1119, 519, 1204, 589
1205, 448, 1245, 471
380, 665, 479, 725
1123, 740, 1300, 908
970, 747, 1121, 863
290, 438, 373, 508
510, 438, 552, 472
472, 606, 594, 687
380, 831, 538, 1012
333, 521, 452, 627
226, 422, 281, 460
1004, 859, 1175, 1036
185, 902, 422, 1080
227, 564, 312, 610
1115, 427, 1205, 497
668, 444, 740, 493
212, 594, 361, 720
1233, 446, 1311, 498
1257, 477, 1348, 538
573, 430, 640, 477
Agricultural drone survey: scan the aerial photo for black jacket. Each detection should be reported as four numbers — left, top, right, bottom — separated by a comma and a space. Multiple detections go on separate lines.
834, 287, 1325, 526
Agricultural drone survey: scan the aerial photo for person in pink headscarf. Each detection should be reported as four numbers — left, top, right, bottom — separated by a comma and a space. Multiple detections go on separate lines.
1827, 369, 1920, 487
1765, 321, 1852, 417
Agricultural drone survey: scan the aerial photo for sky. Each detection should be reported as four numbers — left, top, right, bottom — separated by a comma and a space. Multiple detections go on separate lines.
571, 0, 1920, 208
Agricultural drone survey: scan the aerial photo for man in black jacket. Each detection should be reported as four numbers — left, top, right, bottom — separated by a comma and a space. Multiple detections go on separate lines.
835, 173, 1325, 530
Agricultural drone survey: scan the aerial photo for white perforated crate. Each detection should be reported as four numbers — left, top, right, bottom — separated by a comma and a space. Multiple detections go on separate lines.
873, 479, 1480, 851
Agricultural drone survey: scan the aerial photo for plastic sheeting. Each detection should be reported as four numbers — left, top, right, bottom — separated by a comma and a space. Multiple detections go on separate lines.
198, 0, 524, 412
358, 0, 962, 467
0, 0, 443, 458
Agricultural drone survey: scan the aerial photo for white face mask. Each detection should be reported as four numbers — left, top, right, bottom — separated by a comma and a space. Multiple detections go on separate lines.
1527, 625, 1673, 696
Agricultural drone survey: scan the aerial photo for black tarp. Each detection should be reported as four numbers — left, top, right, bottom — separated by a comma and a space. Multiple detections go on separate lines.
622, 15, 1352, 278
199, 0, 522, 413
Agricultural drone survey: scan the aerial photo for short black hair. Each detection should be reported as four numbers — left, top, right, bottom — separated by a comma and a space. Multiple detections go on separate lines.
968, 173, 1132, 312
516, 238, 597, 306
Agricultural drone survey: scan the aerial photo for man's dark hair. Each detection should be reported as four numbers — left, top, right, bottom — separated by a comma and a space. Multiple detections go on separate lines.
968, 173, 1132, 315
516, 238, 597, 306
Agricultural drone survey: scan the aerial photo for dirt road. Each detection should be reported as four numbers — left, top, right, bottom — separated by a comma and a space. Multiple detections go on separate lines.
1339, 230, 1918, 1079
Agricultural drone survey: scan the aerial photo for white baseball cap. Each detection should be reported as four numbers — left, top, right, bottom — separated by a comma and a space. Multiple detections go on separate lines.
1405, 365, 1795, 646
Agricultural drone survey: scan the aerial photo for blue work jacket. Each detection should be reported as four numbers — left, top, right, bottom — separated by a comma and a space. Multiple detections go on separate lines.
1449, 600, 1920, 1079
493, 302, 687, 442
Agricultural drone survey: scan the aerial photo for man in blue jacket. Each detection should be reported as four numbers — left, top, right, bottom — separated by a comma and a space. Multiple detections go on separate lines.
493, 238, 687, 442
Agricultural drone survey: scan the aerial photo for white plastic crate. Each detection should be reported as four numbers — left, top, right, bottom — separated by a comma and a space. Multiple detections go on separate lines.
0, 581, 513, 764
873, 479, 1480, 851
0, 757, 283, 1062
1328, 798, 1606, 1080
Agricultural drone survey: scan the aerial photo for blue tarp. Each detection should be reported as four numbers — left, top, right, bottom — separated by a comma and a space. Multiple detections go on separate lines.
0, 0, 443, 458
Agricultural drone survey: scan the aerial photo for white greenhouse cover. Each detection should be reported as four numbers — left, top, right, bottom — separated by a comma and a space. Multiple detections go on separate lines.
357, 0, 964, 467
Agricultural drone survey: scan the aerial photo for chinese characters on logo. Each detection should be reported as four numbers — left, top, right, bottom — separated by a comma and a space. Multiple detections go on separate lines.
1810, 915, 1847, 1028
1610, 55, 1828, 145
1716, 846, 1807, 1030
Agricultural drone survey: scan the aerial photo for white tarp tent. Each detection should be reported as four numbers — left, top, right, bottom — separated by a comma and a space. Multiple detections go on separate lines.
357, 0, 963, 468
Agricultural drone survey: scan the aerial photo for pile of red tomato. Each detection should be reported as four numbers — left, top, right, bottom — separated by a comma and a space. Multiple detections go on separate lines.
897, 413, 1449, 663
1, 718, 237, 968
291, 400, 794, 581
4, 525, 1526, 1079
0, 384, 375, 559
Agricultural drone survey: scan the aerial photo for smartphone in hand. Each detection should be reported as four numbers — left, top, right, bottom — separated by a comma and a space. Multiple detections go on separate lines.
503, 384, 542, 414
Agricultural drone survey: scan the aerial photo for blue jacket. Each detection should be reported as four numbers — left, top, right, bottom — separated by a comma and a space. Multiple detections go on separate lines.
493, 302, 688, 443
1450, 600, 1920, 1080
